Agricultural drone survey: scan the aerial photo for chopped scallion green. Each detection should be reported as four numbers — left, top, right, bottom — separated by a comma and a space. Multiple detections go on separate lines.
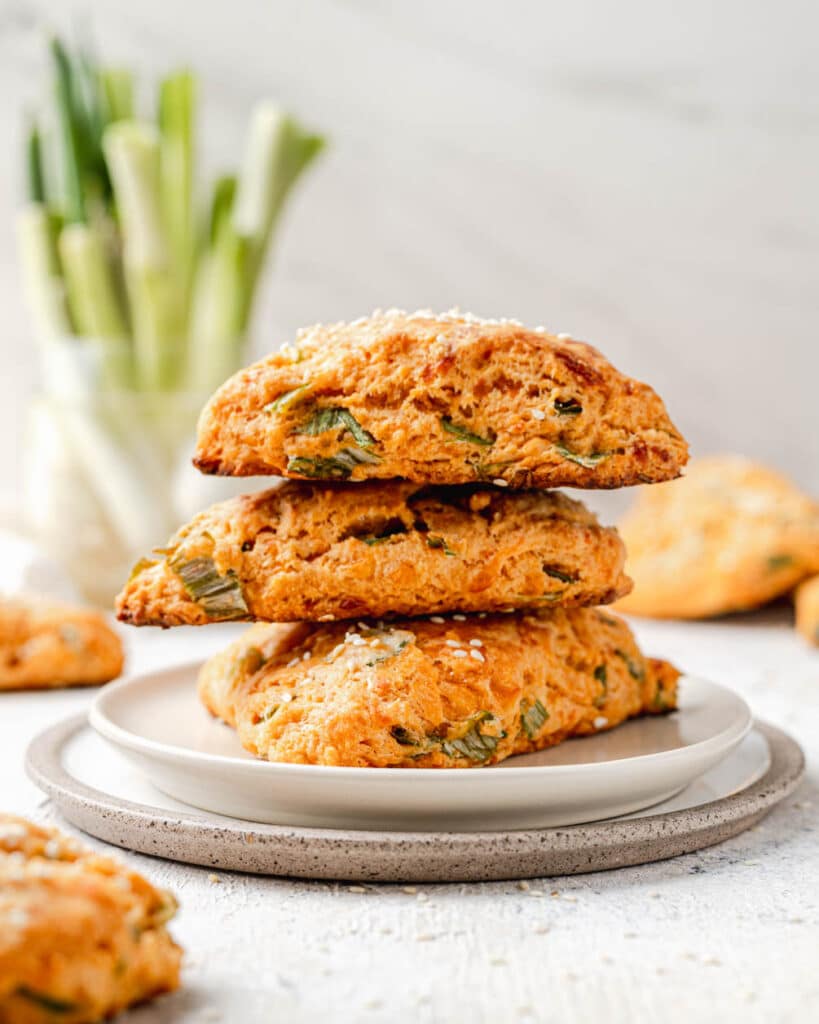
264, 382, 311, 414
299, 407, 376, 448
520, 698, 549, 740
441, 417, 495, 447
556, 444, 609, 468
168, 554, 248, 619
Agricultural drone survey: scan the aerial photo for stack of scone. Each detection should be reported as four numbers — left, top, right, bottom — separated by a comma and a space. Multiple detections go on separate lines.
117, 311, 688, 768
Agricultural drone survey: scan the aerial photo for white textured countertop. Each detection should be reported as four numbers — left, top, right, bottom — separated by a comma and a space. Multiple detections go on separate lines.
2, 609, 817, 1024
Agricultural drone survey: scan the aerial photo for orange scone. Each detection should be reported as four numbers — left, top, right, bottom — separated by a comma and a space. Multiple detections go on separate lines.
199, 608, 679, 768
0, 597, 123, 691
117, 482, 631, 626
618, 456, 819, 619
0, 815, 181, 1023
794, 575, 819, 647
193, 310, 688, 489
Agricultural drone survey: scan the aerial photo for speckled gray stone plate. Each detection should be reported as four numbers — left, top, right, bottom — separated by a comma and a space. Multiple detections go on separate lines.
26, 715, 803, 882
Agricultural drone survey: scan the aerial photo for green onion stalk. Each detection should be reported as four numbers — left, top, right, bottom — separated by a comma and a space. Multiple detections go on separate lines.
17, 35, 325, 592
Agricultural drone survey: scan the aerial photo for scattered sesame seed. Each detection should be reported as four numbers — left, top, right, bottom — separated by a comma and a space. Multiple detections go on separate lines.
493, 478, 509, 487
302, 651, 310, 661
469, 639, 483, 647
478, 612, 487, 619
445, 639, 462, 648
436, 334, 446, 343
517, 880, 530, 891
416, 933, 436, 942
594, 716, 609, 729
357, 622, 369, 630
528, 890, 544, 898
402, 886, 418, 895
531, 408, 546, 421
430, 616, 445, 624
550, 890, 560, 898
452, 614, 466, 621
348, 885, 368, 894
534, 325, 546, 333
556, 332, 573, 340
416, 893, 428, 902
43, 839, 60, 859
208, 873, 221, 884
280, 692, 293, 703
533, 925, 550, 934
453, 649, 468, 658
470, 650, 485, 663
286, 657, 299, 668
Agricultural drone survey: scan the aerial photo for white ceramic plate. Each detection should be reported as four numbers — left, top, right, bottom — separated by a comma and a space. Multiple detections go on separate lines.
89, 664, 752, 832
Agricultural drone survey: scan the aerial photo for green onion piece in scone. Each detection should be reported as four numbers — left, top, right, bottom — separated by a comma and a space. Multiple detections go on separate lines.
441, 710, 505, 762
553, 398, 582, 416
16, 988, 79, 1014
298, 406, 376, 448
543, 565, 579, 584
168, 554, 248, 619
555, 443, 610, 468
426, 534, 457, 557
440, 416, 495, 447
286, 446, 381, 480
593, 664, 608, 707
520, 698, 549, 740
614, 648, 645, 681
767, 553, 794, 571
263, 382, 311, 414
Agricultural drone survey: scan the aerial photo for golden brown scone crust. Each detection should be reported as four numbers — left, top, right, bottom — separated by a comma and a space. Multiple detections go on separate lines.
0, 815, 181, 1023
193, 310, 688, 489
794, 575, 819, 647
117, 482, 632, 626
617, 456, 819, 619
199, 608, 679, 768
0, 597, 124, 691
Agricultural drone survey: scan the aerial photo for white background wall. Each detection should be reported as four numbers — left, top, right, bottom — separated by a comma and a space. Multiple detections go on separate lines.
1, 0, 816, 504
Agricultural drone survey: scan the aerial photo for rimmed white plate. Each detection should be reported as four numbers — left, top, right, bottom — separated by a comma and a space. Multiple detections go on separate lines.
89, 663, 751, 832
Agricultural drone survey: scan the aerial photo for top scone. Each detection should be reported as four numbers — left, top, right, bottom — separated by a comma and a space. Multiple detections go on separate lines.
194, 310, 688, 488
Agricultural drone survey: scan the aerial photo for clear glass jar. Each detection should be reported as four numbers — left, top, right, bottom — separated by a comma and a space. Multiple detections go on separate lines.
23, 338, 247, 607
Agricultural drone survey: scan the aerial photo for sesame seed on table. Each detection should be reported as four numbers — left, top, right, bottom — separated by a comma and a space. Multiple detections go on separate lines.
1, 609, 816, 1023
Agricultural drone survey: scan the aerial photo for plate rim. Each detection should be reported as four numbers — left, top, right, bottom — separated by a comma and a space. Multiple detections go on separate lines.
23, 714, 805, 882
88, 661, 752, 782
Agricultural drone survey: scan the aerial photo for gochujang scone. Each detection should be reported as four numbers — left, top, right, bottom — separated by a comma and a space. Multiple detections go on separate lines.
617, 456, 819, 619
0, 815, 181, 1023
794, 575, 819, 647
199, 608, 679, 768
0, 596, 123, 691
117, 482, 631, 626
194, 310, 688, 489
